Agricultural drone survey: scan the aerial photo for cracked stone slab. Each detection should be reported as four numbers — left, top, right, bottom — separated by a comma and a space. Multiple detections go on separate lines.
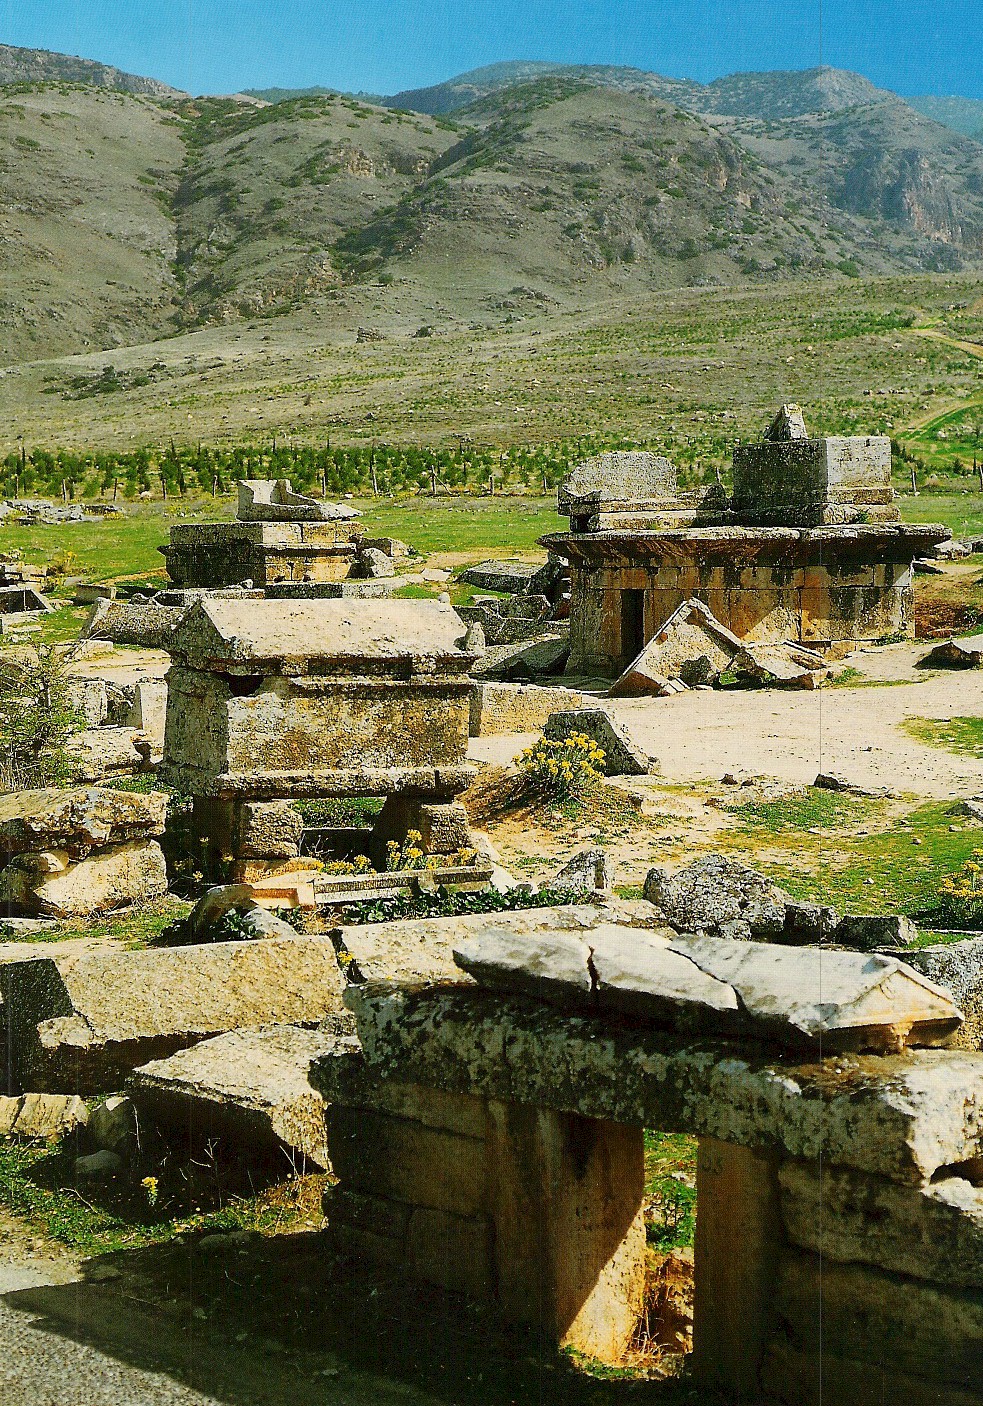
452, 924, 960, 1053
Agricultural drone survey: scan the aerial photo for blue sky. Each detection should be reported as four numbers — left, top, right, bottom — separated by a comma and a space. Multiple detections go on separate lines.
2, 0, 979, 100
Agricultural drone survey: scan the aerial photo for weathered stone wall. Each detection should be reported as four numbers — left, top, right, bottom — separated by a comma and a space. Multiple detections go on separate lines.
316, 1048, 648, 1362
468, 681, 590, 736
334, 982, 983, 1401
565, 551, 915, 674
161, 521, 359, 588
164, 666, 473, 795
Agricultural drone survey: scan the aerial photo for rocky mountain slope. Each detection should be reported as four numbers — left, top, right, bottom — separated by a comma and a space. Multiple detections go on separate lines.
0, 42, 185, 98
3, 49, 983, 365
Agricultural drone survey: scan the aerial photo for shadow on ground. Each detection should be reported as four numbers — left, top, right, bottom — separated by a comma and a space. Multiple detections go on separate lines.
4, 1228, 721, 1406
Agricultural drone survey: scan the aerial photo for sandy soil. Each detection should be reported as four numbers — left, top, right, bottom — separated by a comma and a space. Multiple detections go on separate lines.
469, 643, 983, 800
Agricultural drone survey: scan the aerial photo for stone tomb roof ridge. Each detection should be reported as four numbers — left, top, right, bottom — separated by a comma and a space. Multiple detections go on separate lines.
237, 478, 362, 524
168, 596, 476, 671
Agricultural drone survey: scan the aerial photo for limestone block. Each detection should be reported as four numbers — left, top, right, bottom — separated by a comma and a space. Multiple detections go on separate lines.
330, 904, 614, 989
406, 1206, 496, 1300
0, 787, 167, 857
544, 708, 657, 776
589, 927, 740, 1028
691, 1140, 783, 1394
234, 801, 303, 859
85, 597, 186, 650
760, 1339, 983, 1406
66, 677, 109, 727
0, 840, 168, 918
780, 1160, 983, 1288
2, 936, 346, 1093
453, 928, 595, 1006
903, 937, 983, 1049
132, 1025, 345, 1169
325, 1105, 486, 1217
670, 934, 962, 1052
776, 1247, 983, 1389
730, 641, 828, 688
373, 797, 472, 856
469, 682, 589, 736
65, 727, 156, 781
347, 984, 983, 1184
485, 1102, 647, 1362
7, 1093, 88, 1141
124, 680, 168, 743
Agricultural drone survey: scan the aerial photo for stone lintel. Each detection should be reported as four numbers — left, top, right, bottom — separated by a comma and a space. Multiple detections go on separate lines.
541, 522, 950, 566
344, 984, 983, 1184
168, 764, 478, 801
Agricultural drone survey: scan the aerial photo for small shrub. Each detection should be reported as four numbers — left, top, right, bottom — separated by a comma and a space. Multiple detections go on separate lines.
518, 733, 605, 799
0, 647, 84, 791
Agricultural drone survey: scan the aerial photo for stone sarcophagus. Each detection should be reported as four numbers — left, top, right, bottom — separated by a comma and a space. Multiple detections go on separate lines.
160, 480, 363, 588
162, 598, 479, 878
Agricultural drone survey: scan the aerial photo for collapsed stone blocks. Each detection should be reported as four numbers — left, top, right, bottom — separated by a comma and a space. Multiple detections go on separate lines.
0, 787, 168, 917
162, 598, 479, 876
0, 934, 346, 1093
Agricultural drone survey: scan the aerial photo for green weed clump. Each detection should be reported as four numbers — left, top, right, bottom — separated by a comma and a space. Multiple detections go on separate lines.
518, 732, 605, 799
933, 849, 983, 929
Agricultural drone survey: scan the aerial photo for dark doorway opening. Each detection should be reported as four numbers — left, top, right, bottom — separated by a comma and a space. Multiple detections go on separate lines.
621, 589, 646, 666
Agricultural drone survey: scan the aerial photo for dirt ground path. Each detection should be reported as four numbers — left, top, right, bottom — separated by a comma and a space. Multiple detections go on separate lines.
470, 645, 983, 799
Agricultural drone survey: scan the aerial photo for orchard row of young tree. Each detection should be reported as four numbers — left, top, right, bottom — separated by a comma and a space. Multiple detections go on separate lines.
0, 434, 717, 501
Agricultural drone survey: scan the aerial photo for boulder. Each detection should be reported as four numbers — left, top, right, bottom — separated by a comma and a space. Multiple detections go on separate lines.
813, 772, 895, 800
74, 1149, 121, 1178
88, 1095, 138, 1155
355, 547, 396, 580
920, 635, 983, 668
544, 708, 657, 776
0, 840, 168, 918
0, 787, 167, 859
131, 1025, 347, 1169
643, 854, 790, 940
1, 935, 346, 1093
730, 641, 829, 689
835, 914, 920, 951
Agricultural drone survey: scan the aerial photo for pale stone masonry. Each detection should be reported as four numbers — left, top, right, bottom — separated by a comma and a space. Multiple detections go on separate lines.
543, 409, 948, 676
162, 597, 479, 877
160, 479, 363, 588
319, 963, 983, 1397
